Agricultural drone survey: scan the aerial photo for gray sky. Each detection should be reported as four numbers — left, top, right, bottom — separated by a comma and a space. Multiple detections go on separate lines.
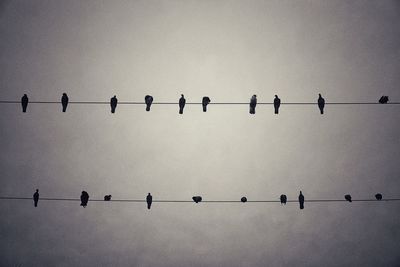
0, 0, 399, 266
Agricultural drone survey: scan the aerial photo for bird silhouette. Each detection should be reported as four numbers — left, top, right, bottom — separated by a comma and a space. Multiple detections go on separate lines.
202, 97, 211, 112
146, 193, 152, 210
33, 189, 39, 207
375, 193, 383, 200
318, 94, 325, 114
345, 194, 352, 202
274, 95, 281, 114
80, 191, 89, 207
110, 95, 118, 113
104, 195, 112, 201
379, 96, 389, 104
179, 94, 186, 114
21, 94, 29, 113
280, 194, 287, 205
192, 196, 202, 203
61, 93, 69, 112
298, 191, 304, 209
241, 197, 247, 203
249, 95, 257, 114
145, 95, 153, 111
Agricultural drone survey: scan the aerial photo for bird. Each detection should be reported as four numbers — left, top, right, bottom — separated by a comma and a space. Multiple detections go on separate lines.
110, 95, 118, 113
192, 196, 202, 203
80, 191, 89, 207
179, 94, 186, 114
344, 194, 352, 202
249, 95, 257, 114
104, 195, 112, 201
145, 95, 153, 111
375, 193, 383, 200
298, 191, 304, 209
280, 194, 287, 205
33, 189, 39, 207
202, 97, 211, 112
241, 197, 247, 203
378, 96, 389, 104
318, 93, 325, 114
274, 95, 281, 114
61, 93, 69, 112
21, 94, 29, 113
146, 193, 152, 210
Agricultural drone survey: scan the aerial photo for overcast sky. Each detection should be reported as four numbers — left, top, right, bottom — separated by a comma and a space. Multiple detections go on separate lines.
0, 0, 399, 266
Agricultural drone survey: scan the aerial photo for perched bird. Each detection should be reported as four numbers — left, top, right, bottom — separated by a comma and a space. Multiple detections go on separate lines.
146, 193, 152, 210
80, 191, 89, 207
375, 193, 383, 200
345, 194, 352, 202
280, 194, 287, 205
274, 95, 281, 114
104, 195, 112, 201
202, 97, 211, 112
298, 191, 304, 209
192, 196, 202, 203
33, 189, 39, 207
179, 94, 186, 114
110, 95, 118, 113
379, 96, 389, 104
318, 94, 325, 114
145, 95, 153, 111
249, 95, 257, 114
21, 94, 29, 113
61, 93, 69, 112
241, 197, 247, 203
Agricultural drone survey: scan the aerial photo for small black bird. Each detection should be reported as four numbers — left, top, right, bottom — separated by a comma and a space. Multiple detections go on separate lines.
21, 94, 29, 113
280, 194, 287, 205
202, 97, 211, 112
146, 193, 152, 210
61, 93, 69, 112
274, 95, 281, 114
241, 197, 247, 203
318, 94, 325, 114
249, 95, 257, 114
378, 96, 389, 104
192, 196, 202, 203
179, 94, 186, 114
145, 95, 153, 111
345, 194, 352, 202
80, 191, 89, 207
104, 195, 112, 201
33, 189, 39, 207
375, 193, 383, 200
110, 95, 118, 113
298, 191, 304, 210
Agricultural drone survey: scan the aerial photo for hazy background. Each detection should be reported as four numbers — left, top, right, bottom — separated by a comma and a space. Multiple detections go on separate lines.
0, 0, 399, 266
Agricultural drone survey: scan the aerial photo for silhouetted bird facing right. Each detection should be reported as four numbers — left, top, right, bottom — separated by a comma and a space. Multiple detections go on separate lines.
249, 95, 257, 114
298, 191, 304, 209
80, 191, 89, 207
145, 95, 153, 111
379, 96, 389, 104
110, 95, 118, 113
274, 95, 281, 114
21, 94, 29, 113
202, 97, 211, 112
104, 195, 112, 201
179, 94, 186, 114
375, 193, 383, 200
318, 94, 325, 114
241, 197, 247, 203
146, 193, 152, 210
345, 194, 352, 202
280, 194, 287, 205
33, 189, 39, 207
192, 196, 202, 203
61, 93, 69, 112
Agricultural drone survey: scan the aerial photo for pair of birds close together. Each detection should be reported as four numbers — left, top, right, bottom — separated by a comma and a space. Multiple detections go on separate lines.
21, 93, 69, 113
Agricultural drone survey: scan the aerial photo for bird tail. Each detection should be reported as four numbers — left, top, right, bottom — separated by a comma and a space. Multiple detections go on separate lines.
146, 105, 150, 111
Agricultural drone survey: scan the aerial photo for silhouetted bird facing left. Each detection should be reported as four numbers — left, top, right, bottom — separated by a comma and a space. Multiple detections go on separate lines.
298, 191, 304, 209
33, 189, 39, 207
318, 94, 325, 114
379, 96, 389, 104
280, 194, 287, 205
274, 95, 281, 114
375, 193, 383, 200
145, 95, 153, 111
345, 194, 352, 202
202, 97, 211, 112
241, 197, 247, 203
110, 95, 118, 113
104, 195, 112, 201
249, 95, 257, 114
21, 94, 29, 113
61, 93, 69, 112
146, 193, 152, 210
80, 191, 89, 207
192, 196, 202, 203
179, 94, 186, 114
